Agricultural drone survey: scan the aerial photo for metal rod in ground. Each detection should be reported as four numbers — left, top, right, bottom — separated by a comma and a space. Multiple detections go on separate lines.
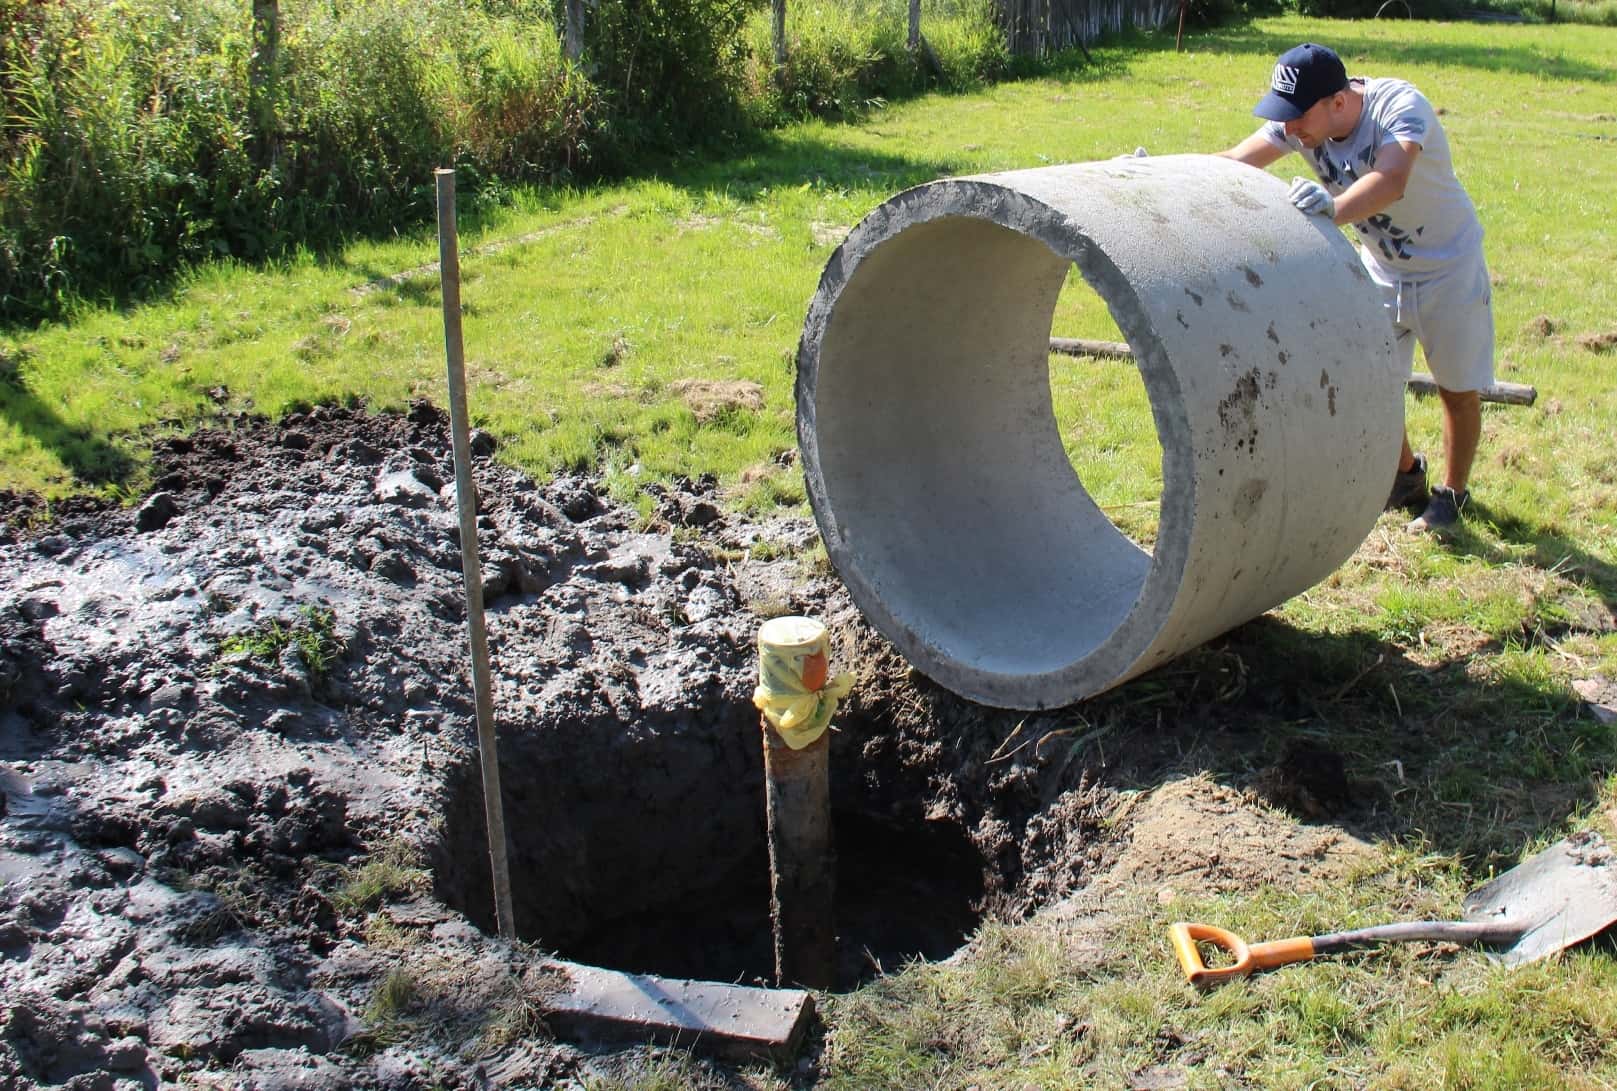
762, 723, 835, 989
436, 168, 517, 941
1048, 336, 1538, 406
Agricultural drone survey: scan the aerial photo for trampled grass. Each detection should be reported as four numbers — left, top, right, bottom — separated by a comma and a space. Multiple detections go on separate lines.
4, 13, 1617, 1088
818, 842, 1617, 1088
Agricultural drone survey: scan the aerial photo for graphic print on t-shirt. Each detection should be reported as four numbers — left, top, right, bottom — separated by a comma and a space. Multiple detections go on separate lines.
1262, 77, 1480, 275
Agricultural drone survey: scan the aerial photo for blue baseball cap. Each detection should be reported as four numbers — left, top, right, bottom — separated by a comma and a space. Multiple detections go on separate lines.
1253, 43, 1348, 122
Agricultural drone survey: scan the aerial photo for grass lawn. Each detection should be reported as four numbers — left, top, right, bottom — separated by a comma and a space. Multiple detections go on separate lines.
5, 13, 1617, 1088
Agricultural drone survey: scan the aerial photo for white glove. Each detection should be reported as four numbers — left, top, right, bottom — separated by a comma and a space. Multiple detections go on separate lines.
1114, 147, 1148, 159
1288, 176, 1335, 218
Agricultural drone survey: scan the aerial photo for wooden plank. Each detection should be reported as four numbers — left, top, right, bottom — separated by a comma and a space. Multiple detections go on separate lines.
543, 960, 816, 1064
1048, 337, 1538, 406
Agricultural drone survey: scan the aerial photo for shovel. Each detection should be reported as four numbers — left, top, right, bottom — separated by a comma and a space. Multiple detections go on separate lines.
1170, 830, 1617, 987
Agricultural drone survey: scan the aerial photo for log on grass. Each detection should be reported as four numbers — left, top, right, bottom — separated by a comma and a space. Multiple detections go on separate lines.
1048, 337, 1537, 406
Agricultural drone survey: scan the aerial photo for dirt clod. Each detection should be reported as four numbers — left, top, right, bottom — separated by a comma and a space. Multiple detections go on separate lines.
1577, 330, 1617, 353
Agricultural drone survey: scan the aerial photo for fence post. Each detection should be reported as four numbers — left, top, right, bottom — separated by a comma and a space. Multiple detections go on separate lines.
249, 0, 279, 169
773, 0, 788, 81
564, 0, 584, 61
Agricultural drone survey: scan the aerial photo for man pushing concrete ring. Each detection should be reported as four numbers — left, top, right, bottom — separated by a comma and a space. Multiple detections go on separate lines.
1217, 42, 1494, 533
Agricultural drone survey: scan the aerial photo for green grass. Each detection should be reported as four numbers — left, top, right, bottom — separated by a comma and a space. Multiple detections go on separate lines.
4, 14, 1617, 1087
215, 604, 344, 680
333, 839, 433, 915
821, 864, 1617, 1088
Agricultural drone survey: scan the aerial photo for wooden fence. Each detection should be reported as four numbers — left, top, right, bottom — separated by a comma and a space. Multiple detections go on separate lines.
1002, 0, 1181, 55
560, 0, 1183, 67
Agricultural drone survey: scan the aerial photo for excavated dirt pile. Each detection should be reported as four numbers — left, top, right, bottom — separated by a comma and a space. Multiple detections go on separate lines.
0, 404, 1127, 1089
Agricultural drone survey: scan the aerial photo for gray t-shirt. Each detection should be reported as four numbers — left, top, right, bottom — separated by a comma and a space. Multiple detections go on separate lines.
1262, 76, 1483, 277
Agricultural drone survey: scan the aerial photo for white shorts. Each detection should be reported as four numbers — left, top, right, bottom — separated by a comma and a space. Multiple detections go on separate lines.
1363, 249, 1495, 393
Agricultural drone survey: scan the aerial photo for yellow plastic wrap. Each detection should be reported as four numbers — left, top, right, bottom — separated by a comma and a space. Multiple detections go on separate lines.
753, 616, 853, 750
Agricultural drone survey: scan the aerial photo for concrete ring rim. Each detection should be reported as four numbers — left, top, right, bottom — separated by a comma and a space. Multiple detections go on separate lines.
795, 176, 1193, 708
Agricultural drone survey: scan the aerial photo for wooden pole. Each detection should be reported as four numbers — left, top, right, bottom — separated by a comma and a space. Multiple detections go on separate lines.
772, 0, 787, 82
909, 0, 920, 52
564, 0, 584, 62
436, 169, 517, 941
763, 723, 835, 989
1048, 337, 1538, 406
249, 0, 280, 169
1175, 0, 1187, 52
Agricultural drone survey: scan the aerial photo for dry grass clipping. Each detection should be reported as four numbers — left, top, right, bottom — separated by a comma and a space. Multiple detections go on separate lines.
669, 379, 765, 422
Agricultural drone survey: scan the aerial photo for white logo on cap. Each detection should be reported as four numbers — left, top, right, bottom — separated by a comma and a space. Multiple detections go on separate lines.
1272, 64, 1299, 94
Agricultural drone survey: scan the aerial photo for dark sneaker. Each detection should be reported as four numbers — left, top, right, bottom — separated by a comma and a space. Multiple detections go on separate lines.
1386, 453, 1429, 512
1407, 485, 1468, 533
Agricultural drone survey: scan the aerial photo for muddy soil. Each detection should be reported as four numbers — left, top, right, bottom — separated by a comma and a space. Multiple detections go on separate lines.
0, 404, 1363, 1089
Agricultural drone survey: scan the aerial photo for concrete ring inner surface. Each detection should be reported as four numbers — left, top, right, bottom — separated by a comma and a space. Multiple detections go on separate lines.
795, 156, 1402, 709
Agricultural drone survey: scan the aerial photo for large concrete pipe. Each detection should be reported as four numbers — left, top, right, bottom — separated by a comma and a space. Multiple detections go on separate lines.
795, 154, 1402, 710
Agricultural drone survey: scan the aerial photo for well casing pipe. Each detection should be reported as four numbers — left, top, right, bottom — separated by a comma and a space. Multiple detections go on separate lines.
761, 723, 834, 989
754, 616, 851, 989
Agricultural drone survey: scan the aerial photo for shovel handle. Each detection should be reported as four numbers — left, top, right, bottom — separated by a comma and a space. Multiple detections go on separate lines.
1169, 922, 1318, 987
1171, 919, 1525, 987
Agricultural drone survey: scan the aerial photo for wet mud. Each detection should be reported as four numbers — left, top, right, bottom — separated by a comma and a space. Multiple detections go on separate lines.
1, 404, 1127, 1089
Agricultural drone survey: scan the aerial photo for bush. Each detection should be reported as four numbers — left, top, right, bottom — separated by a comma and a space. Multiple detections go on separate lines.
742, 0, 1008, 124
584, 0, 755, 161
0, 0, 596, 324
2, 0, 266, 317
748, 5, 920, 121
464, 24, 599, 177
924, 0, 1012, 88
0, 0, 1105, 325
1189, 0, 1285, 24
1285, 0, 1464, 16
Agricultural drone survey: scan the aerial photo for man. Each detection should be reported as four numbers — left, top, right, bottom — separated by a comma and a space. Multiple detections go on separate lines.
1219, 43, 1494, 532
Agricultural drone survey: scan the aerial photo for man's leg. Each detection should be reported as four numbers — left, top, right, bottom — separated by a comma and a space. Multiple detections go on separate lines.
1407, 388, 1479, 532
1406, 252, 1492, 531
1377, 275, 1426, 505
1387, 427, 1428, 511
1438, 387, 1481, 493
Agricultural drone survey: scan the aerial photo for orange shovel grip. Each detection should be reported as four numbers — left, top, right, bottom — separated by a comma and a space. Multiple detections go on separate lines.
1170, 922, 1318, 987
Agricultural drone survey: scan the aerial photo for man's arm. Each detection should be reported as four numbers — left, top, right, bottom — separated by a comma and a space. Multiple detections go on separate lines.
1219, 132, 1288, 168
1329, 139, 1420, 226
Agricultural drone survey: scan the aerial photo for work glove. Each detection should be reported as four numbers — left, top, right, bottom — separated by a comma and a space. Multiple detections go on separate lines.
1114, 147, 1148, 159
1288, 176, 1335, 219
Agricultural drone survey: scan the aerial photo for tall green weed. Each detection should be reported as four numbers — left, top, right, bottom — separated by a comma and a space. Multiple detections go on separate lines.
1530, 0, 1617, 22
0, 0, 594, 324
743, 0, 1009, 123
0, 0, 1011, 324
2, 0, 265, 315
924, 0, 1014, 88
585, 0, 755, 161
1291, 0, 1617, 21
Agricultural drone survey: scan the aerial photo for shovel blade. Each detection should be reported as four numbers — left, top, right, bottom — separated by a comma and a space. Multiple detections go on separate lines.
1463, 831, 1617, 967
